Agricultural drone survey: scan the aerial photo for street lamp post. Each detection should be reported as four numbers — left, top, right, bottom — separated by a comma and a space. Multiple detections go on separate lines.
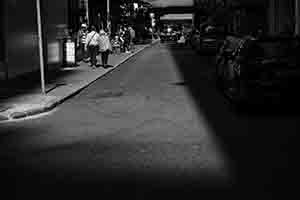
36, 0, 46, 94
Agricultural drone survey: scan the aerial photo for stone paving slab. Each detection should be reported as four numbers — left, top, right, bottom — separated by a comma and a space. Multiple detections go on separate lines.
0, 40, 159, 122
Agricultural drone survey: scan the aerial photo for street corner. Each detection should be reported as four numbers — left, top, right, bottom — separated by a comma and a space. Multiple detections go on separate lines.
0, 114, 9, 121
7, 103, 46, 120
43, 98, 60, 111
10, 111, 27, 119
0, 104, 13, 112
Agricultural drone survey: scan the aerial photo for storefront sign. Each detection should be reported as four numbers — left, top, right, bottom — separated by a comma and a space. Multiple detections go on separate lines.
65, 39, 76, 64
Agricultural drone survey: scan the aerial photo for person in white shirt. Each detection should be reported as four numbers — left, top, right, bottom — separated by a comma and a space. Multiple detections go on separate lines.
77, 23, 88, 62
85, 26, 100, 68
99, 29, 112, 68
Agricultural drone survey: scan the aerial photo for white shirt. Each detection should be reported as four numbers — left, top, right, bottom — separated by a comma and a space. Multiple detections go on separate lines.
85, 31, 100, 48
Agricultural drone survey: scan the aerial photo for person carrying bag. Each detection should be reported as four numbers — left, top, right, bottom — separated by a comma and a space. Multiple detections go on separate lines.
99, 29, 112, 68
85, 26, 100, 68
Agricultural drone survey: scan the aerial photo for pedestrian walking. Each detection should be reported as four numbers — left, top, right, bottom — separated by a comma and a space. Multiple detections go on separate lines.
85, 25, 100, 69
111, 35, 121, 54
77, 23, 88, 62
128, 26, 136, 51
99, 29, 112, 68
123, 26, 131, 53
119, 28, 125, 52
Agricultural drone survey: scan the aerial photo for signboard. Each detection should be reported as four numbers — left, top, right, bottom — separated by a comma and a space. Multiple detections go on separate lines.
65, 39, 76, 64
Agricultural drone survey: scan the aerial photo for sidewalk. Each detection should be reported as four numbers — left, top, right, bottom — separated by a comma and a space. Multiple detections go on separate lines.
0, 39, 160, 122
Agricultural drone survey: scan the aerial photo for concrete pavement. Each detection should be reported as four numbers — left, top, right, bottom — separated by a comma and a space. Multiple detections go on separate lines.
0, 39, 159, 122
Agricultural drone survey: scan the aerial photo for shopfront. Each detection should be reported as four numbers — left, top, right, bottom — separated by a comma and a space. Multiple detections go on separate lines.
0, 0, 71, 81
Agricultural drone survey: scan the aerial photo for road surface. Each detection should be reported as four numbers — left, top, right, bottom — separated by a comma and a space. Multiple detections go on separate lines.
0, 42, 298, 200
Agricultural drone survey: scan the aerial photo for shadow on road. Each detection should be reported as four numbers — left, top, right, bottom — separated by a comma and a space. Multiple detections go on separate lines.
167, 42, 299, 199
0, 67, 81, 97
0, 42, 299, 200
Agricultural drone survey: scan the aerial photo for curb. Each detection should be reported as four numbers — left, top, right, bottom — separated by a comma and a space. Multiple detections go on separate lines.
5, 40, 159, 121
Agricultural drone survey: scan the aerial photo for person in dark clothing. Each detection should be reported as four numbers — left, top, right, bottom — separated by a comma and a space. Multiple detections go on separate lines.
85, 26, 100, 68
123, 27, 131, 53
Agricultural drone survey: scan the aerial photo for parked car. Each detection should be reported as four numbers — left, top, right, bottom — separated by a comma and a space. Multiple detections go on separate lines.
216, 34, 300, 105
160, 26, 178, 42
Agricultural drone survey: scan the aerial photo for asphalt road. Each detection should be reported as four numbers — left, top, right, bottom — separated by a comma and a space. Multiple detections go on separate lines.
0, 42, 298, 200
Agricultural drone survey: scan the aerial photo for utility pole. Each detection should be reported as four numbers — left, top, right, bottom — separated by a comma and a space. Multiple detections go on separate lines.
36, 0, 46, 94
86, 0, 89, 25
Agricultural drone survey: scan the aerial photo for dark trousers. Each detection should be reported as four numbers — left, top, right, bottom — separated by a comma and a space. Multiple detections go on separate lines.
88, 45, 98, 66
101, 50, 109, 65
77, 43, 88, 61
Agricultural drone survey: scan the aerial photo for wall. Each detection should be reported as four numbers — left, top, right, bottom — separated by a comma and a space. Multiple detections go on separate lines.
89, 0, 121, 33
3, 0, 40, 80
0, 1, 5, 80
0, 0, 70, 81
42, 0, 69, 71
229, 0, 268, 34
268, 0, 295, 35
68, 0, 81, 32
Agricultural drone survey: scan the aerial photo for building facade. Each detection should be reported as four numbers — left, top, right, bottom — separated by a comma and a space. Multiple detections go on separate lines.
268, 0, 300, 35
88, 0, 122, 33
193, 0, 300, 36
0, 0, 80, 81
